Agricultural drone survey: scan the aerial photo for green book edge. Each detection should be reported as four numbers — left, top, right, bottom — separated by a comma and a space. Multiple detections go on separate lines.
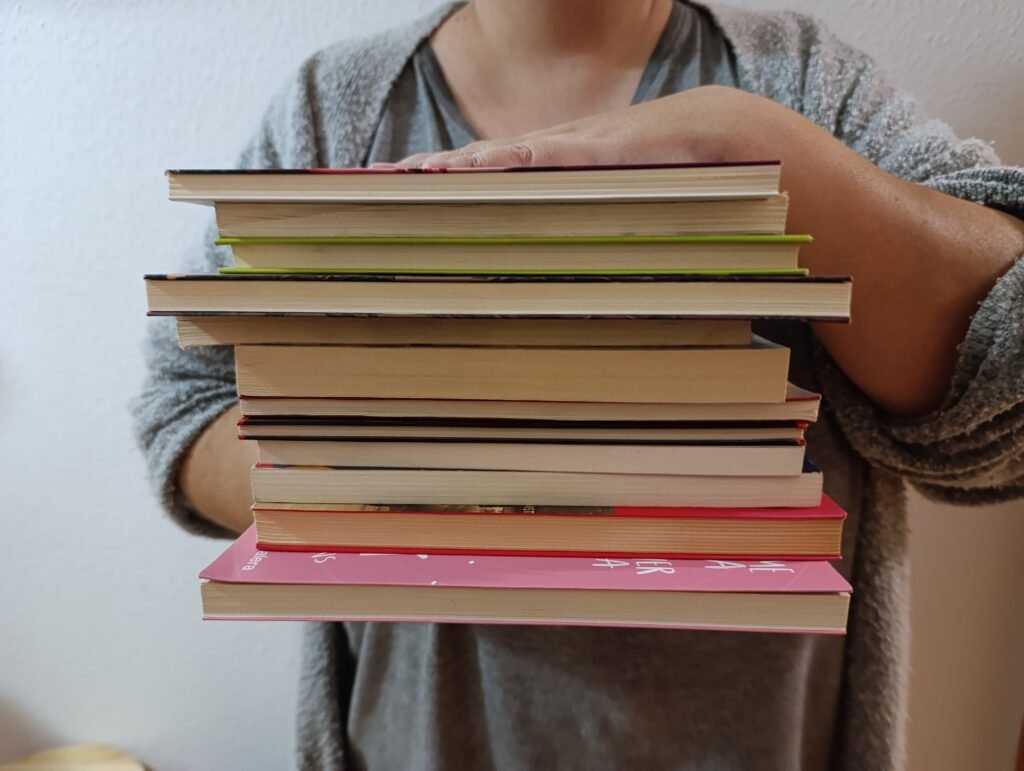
219, 267, 811, 277
215, 234, 813, 246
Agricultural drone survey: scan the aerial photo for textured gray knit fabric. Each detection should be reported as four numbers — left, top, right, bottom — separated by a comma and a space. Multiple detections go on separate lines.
131, 3, 1024, 769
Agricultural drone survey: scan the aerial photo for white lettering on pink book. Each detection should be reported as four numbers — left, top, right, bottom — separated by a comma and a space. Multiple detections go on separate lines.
705, 560, 795, 574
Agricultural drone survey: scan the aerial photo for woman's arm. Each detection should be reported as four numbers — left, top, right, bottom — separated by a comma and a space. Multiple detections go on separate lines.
132, 55, 326, 536
407, 86, 1024, 415
179, 405, 259, 535
744, 91, 1024, 415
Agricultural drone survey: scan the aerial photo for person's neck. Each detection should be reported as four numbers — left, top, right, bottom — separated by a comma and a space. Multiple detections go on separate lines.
431, 0, 674, 138
471, 0, 672, 62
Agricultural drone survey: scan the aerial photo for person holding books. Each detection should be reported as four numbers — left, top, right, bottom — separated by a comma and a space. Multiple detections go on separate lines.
133, 2, 1024, 769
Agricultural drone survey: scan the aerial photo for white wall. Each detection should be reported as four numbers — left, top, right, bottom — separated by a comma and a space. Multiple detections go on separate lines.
1, 2, 1020, 769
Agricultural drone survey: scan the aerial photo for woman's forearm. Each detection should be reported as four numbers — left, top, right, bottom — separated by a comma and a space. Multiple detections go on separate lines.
179, 405, 259, 535
393, 85, 1024, 416
752, 105, 1024, 415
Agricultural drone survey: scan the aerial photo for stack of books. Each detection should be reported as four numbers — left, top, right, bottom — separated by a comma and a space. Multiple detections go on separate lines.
146, 161, 853, 634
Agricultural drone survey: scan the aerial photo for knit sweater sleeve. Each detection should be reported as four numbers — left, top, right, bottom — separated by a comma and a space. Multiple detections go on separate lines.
710, 6, 1024, 502
130, 65, 323, 537
130, 5, 456, 537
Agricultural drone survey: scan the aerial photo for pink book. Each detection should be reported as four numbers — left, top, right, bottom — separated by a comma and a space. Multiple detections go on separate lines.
200, 527, 851, 634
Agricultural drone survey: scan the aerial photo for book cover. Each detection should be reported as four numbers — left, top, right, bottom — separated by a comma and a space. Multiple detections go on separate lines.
203, 526, 851, 594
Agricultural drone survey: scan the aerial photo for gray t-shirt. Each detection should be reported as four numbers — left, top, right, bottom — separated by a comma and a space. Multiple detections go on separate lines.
366, 2, 738, 162
341, 6, 848, 771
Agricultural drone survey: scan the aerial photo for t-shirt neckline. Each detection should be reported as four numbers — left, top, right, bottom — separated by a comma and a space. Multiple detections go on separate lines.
418, 1, 688, 144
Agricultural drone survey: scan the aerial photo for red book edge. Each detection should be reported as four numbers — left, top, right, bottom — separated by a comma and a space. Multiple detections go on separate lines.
253, 542, 841, 562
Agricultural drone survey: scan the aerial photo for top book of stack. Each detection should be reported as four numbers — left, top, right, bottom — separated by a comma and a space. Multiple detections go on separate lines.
168, 162, 783, 202
167, 163, 790, 238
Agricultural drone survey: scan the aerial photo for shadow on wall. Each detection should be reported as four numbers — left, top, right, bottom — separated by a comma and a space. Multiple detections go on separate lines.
983, 68, 1024, 164
0, 694, 60, 764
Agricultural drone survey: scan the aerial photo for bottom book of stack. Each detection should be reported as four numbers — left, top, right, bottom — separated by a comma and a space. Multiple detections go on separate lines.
201, 528, 851, 634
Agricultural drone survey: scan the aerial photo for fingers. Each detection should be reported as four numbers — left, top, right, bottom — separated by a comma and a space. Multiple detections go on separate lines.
392, 132, 595, 171
462, 142, 542, 168
417, 138, 584, 170
426, 142, 524, 169
389, 143, 530, 170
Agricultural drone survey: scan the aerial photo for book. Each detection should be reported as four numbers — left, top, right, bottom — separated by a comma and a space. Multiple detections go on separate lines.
176, 316, 752, 348
218, 235, 809, 274
168, 162, 783, 203
145, 274, 851, 320
251, 497, 845, 559
238, 383, 823, 422
212, 197, 789, 238
233, 337, 790, 404
223, 267, 809, 277
201, 526, 851, 633
250, 463, 824, 508
254, 438, 807, 476
238, 416, 807, 442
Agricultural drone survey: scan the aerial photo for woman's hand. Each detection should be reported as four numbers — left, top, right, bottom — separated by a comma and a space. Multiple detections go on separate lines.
399, 86, 800, 170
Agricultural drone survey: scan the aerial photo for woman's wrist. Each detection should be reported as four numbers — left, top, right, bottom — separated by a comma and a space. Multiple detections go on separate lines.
668, 86, 800, 165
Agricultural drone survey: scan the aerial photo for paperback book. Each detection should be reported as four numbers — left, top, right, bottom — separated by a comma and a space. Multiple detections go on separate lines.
250, 496, 846, 559
201, 527, 851, 633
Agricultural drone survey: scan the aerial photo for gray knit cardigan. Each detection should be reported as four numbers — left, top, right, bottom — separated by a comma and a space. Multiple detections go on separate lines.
132, 3, 1024, 769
